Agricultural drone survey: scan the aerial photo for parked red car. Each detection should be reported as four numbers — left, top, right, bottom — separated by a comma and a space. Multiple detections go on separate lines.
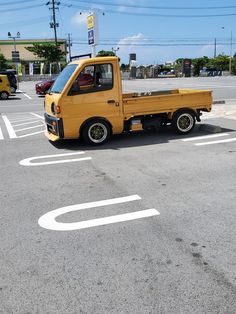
35, 78, 56, 95
35, 73, 93, 95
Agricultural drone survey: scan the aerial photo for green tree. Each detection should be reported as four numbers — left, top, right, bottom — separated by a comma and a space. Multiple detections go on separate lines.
26, 43, 66, 62
192, 56, 210, 76
209, 54, 230, 71
25, 43, 66, 73
120, 63, 130, 71
232, 54, 236, 75
96, 50, 116, 57
0, 53, 7, 70
174, 58, 184, 75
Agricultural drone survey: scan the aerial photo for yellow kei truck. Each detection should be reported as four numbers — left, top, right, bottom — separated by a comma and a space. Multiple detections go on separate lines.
0, 74, 12, 100
44, 56, 212, 145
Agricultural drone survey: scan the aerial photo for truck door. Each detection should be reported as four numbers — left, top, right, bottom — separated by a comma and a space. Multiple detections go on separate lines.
61, 61, 123, 139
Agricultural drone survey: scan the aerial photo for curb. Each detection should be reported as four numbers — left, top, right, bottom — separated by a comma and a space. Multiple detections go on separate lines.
213, 100, 225, 104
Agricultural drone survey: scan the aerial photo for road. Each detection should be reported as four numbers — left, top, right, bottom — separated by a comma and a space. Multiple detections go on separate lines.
0, 78, 236, 313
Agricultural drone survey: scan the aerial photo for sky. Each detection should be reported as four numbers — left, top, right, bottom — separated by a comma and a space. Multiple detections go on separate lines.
0, 0, 236, 65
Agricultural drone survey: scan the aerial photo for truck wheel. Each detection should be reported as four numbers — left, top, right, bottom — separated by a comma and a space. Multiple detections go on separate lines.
10, 86, 16, 93
82, 119, 111, 145
0, 91, 9, 100
172, 109, 195, 134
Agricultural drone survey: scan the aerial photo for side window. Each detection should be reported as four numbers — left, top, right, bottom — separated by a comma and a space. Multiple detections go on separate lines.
68, 63, 113, 95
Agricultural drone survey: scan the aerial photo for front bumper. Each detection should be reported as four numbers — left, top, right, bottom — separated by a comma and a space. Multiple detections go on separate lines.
44, 113, 64, 140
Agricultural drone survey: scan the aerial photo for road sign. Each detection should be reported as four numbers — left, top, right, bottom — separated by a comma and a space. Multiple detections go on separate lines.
88, 30, 95, 45
87, 15, 94, 30
87, 13, 99, 46
12, 51, 20, 63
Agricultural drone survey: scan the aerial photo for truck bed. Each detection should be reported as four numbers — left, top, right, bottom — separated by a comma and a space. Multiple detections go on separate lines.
122, 89, 212, 117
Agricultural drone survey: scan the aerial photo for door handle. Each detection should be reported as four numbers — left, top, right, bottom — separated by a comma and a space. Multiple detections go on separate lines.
107, 100, 119, 106
107, 99, 116, 104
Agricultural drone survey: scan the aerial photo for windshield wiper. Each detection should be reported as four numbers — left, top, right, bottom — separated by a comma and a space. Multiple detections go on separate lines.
49, 90, 61, 94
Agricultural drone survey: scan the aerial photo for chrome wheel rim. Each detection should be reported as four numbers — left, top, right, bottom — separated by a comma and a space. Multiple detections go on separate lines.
88, 123, 108, 143
177, 113, 194, 132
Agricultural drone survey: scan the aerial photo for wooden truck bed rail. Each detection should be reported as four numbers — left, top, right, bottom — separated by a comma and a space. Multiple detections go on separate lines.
122, 89, 212, 118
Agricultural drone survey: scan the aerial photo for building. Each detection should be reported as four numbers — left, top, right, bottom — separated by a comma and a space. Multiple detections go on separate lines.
0, 38, 67, 75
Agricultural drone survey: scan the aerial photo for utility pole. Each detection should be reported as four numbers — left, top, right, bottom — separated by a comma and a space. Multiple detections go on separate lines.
46, 0, 60, 45
229, 30, 233, 75
214, 38, 217, 58
222, 27, 233, 75
67, 33, 72, 61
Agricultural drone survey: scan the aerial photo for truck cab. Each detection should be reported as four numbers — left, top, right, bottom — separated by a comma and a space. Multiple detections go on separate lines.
45, 57, 123, 143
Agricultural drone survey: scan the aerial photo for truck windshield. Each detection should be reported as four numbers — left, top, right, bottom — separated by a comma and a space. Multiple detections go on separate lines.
50, 64, 78, 93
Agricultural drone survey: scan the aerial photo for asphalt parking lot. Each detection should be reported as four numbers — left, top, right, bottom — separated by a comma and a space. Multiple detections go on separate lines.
0, 77, 236, 313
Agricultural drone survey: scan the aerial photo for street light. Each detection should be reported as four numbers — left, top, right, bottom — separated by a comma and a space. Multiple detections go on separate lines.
222, 27, 233, 75
8, 31, 20, 52
112, 47, 119, 55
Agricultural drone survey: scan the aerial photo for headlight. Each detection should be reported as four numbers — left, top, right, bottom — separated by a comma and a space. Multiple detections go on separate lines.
51, 102, 61, 114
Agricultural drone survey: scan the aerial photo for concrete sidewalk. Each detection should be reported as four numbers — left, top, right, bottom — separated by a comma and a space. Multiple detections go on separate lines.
202, 100, 236, 120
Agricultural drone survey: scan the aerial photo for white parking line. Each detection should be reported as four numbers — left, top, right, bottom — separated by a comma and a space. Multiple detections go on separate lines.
19, 151, 91, 166
16, 124, 44, 132
182, 133, 230, 142
14, 120, 43, 127
18, 90, 32, 100
2, 115, 17, 138
30, 113, 44, 119
38, 194, 160, 231
10, 118, 39, 124
0, 126, 4, 140
17, 130, 45, 138
39, 208, 159, 231
195, 137, 236, 146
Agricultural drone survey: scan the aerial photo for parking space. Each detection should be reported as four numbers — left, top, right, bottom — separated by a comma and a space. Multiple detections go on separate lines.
0, 112, 45, 139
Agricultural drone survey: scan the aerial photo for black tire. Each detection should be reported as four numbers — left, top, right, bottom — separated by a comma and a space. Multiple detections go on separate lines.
10, 86, 16, 94
0, 91, 9, 100
82, 119, 111, 145
172, 109, 195, 134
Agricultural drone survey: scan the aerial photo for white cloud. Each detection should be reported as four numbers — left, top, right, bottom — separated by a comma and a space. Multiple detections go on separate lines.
117, 33, 144, 49
71, 11, 90, 26
116, 33, 160, 64
117, 1, 145, 13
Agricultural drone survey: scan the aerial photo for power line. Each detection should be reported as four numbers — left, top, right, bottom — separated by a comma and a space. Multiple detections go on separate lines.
1, 0, 38, 6
0, 3, 44, 13
0, 16, 49, 27
71, 0, 236, 10
72, 37, 231, 42
62, 3, 236, 17
72, 41, 235, 47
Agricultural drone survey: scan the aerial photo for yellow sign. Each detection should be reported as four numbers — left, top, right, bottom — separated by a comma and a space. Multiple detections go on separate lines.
87, 15, 94, 30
